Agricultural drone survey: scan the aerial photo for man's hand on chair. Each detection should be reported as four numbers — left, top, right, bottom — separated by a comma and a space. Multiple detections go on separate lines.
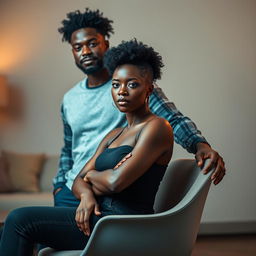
195, 143, 226, 185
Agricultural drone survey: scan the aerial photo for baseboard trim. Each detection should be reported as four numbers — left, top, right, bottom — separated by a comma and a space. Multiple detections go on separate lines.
198, 221, 256, 235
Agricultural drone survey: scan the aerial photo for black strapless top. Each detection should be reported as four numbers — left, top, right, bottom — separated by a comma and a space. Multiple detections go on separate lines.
95, 145, 167, 211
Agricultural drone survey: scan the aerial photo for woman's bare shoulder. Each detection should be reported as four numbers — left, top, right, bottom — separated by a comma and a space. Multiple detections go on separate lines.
147, 116, 173, 133
141, 116, 173, 146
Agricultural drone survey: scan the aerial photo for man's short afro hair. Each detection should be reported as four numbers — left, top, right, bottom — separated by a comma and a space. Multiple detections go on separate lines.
58, 8, 114, 43
104, 39, 164, 81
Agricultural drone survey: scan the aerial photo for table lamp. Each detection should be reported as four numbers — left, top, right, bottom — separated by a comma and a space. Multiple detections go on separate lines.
0, 75, 8, 108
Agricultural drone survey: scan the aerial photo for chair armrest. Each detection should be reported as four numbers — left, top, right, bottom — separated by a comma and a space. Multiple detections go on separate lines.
82, 214, 171, 256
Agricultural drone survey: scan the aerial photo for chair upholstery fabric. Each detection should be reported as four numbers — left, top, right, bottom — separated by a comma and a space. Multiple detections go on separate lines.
39, 159, 213, 256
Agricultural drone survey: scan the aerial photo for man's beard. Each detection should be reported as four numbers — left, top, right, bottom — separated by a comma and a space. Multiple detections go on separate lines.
75, 60, 104, 75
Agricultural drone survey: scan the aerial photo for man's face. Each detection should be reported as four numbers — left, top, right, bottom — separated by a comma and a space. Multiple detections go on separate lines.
71, 28, 109, 75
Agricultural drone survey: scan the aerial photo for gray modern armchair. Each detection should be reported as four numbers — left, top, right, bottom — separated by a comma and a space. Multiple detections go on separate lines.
39, 159, 213, 256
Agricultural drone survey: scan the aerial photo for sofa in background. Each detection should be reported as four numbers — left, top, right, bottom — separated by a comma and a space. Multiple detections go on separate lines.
0, 152, 59, 221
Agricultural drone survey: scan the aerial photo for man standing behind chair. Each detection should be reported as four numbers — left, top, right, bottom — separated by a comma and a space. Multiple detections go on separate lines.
53, 8, 226, 207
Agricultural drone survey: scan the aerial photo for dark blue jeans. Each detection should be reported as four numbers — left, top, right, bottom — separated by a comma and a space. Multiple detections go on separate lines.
54, 185, 80, 207
0, 196, 152, 256
0, 206, 96, 256
36, 185, 80, 253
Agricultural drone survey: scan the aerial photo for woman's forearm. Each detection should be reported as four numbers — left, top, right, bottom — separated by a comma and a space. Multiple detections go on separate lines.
85, 169, 118, 194
85, 153, 133, 194
72, 176, 95, 200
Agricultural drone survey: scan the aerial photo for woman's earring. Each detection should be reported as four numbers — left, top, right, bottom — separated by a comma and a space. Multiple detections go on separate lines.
145, 96, 149, 105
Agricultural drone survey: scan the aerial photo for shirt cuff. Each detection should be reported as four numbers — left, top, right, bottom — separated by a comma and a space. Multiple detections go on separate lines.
190, 138, 211, 154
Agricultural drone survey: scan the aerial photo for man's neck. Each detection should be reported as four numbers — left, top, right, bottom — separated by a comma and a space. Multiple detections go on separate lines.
87, 68, 111, 87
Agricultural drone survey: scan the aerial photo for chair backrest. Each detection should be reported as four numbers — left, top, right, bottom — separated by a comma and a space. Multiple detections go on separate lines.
154, 159, 203, 213
152, 158, 213, 256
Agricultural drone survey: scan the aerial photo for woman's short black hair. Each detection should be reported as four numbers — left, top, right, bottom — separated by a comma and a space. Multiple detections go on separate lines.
58, 8, 114, 43
104, 39, 164, 81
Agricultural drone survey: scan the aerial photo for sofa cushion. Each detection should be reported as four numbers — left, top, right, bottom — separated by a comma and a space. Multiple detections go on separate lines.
0, 154, 12, 192
2, 151, 45, 192
40, 155, 59, 192
0, 192, 53, 212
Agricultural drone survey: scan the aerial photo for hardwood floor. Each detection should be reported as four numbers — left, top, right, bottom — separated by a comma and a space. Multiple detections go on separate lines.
192, 234, 256, 256
32, 234, 256, 256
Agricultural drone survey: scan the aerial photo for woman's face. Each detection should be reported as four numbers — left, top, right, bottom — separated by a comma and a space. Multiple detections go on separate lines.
111, 64, 153, 113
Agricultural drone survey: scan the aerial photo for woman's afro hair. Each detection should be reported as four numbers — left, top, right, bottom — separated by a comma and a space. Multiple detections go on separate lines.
58, 8, 114, 43
104, 39, 164, 81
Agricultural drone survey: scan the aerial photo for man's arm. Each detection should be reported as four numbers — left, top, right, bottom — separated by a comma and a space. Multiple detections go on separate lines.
150, 84, 208, 153
149, 84, 226, 185
52, 104, 73, 194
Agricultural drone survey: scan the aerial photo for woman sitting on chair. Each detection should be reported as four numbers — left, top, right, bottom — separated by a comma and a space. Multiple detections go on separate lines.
0, 39, 173, 255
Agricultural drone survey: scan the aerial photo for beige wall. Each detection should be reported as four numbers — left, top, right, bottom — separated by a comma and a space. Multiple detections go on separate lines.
0, 0, 255, 223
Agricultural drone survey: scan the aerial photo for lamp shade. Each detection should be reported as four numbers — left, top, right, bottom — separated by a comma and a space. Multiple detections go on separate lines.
0, 75, 8, 107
